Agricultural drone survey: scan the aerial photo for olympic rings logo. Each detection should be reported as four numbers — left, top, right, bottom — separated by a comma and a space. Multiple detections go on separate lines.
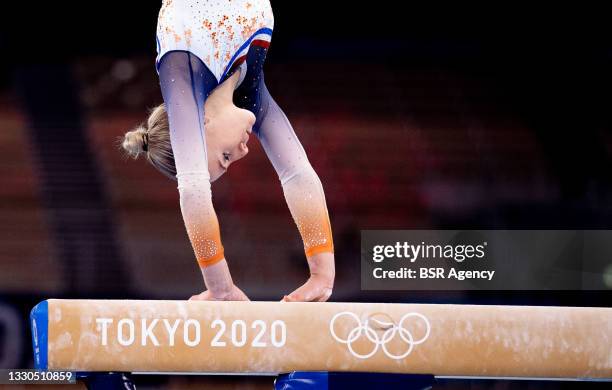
329, 311, 431, 360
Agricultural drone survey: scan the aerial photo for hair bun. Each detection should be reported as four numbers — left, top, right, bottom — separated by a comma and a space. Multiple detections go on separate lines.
122, 126, 148, 158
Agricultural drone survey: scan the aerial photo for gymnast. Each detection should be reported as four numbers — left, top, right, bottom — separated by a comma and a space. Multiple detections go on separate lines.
121, 0, 335, 302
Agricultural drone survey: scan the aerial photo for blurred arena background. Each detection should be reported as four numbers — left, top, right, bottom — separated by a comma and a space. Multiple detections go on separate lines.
0, 1, 611, 388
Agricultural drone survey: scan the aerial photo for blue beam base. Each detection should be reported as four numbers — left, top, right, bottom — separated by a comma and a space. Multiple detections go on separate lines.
275, 372, 435, 390
78, 372, 136, 390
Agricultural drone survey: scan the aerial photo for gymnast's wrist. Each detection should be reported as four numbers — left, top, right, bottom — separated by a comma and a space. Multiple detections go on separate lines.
306, 251, 335, 281
198, 257, 235, 298
207, 283, 237, 300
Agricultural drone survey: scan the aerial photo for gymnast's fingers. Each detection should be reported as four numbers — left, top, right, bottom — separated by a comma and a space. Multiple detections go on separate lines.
189, 291, 212, 301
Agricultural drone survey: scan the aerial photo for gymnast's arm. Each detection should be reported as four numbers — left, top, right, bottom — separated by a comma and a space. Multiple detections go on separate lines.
254, 80, 335, 301
158, 52, 247, 301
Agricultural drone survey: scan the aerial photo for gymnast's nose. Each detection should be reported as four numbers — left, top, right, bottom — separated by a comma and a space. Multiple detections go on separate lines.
242, 130, 250, 145
246, 111, 256, 127
239, 142, 249, 157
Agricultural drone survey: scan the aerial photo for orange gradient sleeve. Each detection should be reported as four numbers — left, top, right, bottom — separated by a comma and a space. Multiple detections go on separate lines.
177, 173, 225, 268
281, 167, 334, 257
256, 83, 334, 258
158, 51, 226, 269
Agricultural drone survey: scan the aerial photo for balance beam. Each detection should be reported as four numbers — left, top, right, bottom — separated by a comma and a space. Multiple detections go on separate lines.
30, 300, 611, 379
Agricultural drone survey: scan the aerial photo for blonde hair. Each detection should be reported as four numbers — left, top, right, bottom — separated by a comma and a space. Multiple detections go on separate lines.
121, 104, 177, 180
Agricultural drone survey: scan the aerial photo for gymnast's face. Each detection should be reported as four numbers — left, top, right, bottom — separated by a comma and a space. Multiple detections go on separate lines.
205, 104, 256, 182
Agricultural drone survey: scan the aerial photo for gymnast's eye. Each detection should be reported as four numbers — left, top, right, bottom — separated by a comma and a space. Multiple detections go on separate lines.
223, 152, 231, 162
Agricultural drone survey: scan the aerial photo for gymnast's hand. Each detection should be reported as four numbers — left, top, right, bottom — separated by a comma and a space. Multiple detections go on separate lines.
189, 285, 250, 301
283, 252, 335, 302
191, 259, 249, 301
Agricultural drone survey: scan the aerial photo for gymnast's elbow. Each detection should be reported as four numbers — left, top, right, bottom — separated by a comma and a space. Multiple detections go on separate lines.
175, 172, 214, 208
279, 162, 320, 187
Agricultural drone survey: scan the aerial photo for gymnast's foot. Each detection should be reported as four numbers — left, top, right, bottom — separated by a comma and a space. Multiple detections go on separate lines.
189, 285, 250, 301
283, 274, 334, 302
